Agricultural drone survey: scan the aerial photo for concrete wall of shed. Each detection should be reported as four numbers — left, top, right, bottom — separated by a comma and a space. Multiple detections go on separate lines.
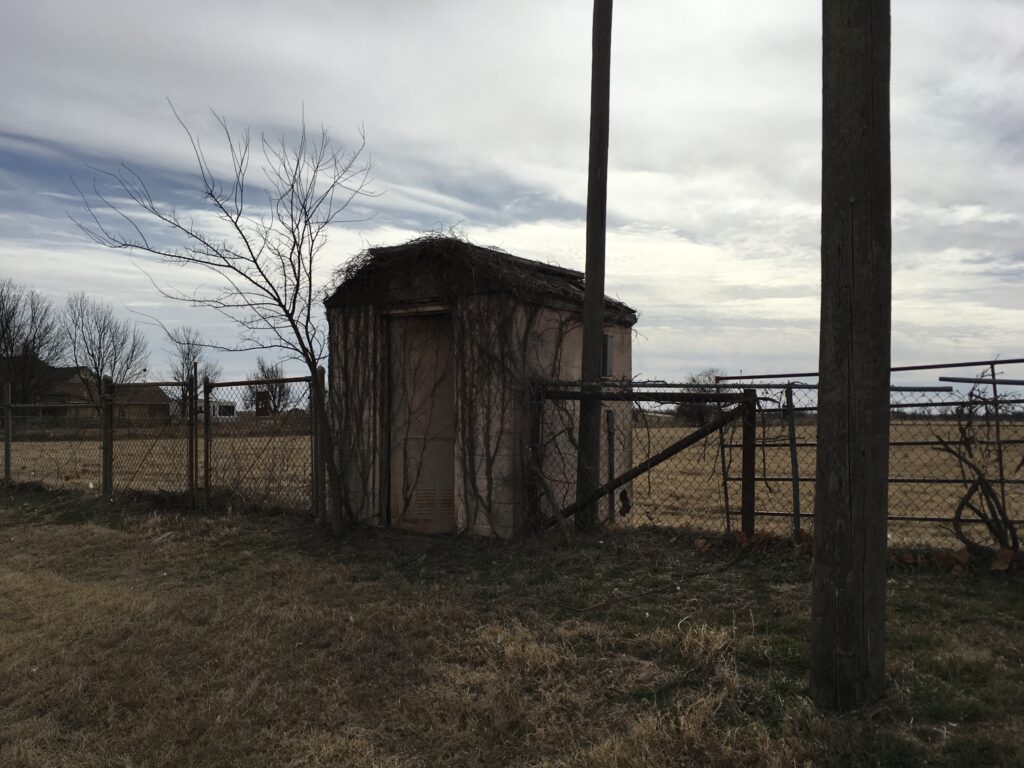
533, 311, 634, 524
329, 305, 386, 526
460, 305, 634, 536
328, 300, 634, 538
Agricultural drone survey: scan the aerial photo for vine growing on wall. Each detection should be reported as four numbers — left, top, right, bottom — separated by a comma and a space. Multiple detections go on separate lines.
327, 234, 613, 534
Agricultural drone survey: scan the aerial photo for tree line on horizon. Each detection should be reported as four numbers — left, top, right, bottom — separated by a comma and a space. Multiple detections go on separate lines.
0, 277, 292, 409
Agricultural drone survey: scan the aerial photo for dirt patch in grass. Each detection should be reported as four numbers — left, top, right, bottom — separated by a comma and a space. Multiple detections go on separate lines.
1, 486, 1022, 767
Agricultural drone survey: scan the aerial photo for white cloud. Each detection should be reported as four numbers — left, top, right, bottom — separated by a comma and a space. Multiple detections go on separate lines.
1, 0, 1021, 382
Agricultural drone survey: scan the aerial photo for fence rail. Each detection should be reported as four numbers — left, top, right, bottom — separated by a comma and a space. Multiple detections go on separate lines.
721, 361, 1024, 549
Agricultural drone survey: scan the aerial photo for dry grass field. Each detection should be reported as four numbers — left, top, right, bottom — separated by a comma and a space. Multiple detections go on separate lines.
626, 419, 1024, 548
7, 432, 311, 510
1, 485, 1022, 767
7, 418, 1022, 549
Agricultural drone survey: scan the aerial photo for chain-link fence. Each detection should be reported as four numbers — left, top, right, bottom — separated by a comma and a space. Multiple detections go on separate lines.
721, 364, 1024, 550
533, 382, 749, 531
534, 360, 1024, 551
5, 359, 1021, 551
1, 373, 318, 514
111, 381, 191, 494
5, 403, 103, 491
203, 377, 315, 512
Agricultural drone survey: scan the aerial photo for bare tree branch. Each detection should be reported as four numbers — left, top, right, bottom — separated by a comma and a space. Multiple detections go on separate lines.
0, 278, 67, 402
72, 108, 376, 532
63, 292, 150, 401
166, 325, 222, 385
72, 108, 377, 373
243, 357, 297, 413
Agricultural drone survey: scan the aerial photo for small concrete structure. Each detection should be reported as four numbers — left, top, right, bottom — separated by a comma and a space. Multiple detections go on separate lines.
325, 235, 636, 538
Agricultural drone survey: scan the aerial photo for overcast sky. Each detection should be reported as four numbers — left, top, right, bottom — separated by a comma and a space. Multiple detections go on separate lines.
1, 0, 1021, 383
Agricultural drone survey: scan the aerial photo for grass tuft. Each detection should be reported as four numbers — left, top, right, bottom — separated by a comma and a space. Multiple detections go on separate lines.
1, 486, 1022, 767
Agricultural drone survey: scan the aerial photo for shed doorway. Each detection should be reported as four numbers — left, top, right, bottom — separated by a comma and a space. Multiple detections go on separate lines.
387, 313, 456, 533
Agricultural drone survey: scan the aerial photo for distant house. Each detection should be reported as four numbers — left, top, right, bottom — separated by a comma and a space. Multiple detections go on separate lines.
41, 366, 98, 404
113, 383, 174, 421
1, 354, 172, 419
325, 235, 637, 538
210, 399, 237, 420
169, 395, 236, 421
0, 355, 91, 405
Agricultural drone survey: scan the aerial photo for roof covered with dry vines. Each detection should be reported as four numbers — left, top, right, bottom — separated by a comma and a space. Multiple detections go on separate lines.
324, 234, 637, 324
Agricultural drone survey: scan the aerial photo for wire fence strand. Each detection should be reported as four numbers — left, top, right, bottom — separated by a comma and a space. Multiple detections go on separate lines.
4, 359, 1022, 553
535, 362, 1024, 551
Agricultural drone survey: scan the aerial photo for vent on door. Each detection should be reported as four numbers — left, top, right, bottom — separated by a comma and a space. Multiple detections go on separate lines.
412, 488, 455, 517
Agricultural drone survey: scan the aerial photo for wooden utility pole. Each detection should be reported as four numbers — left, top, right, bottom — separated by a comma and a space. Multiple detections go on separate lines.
811, 0, 892, 709
575, 0, 613, 530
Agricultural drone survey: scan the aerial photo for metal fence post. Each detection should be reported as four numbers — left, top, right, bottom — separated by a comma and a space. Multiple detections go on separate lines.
310, 372, 321, 520
3, 382, 11, 485
605, 409, 616, 522
192, 362, 199, 510
741, 388, 756, 537
313, 367, 328, 522
101, 376, 114, 495
715, 381, 732, 532
185, 372, 195, 509
203, 377, 212, 510
785, 384, 801, 539
990, 362, 1008, 516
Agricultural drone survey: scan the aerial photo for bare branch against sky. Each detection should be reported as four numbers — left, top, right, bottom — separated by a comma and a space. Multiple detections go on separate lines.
63, 292, 149, 399
72, 109, 375, 370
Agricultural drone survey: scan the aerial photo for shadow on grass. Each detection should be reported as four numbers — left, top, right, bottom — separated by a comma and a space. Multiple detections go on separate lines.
1, 484, 1022, 768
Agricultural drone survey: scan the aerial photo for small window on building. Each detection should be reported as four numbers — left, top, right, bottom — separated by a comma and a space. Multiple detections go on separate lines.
602, 333, 614, 377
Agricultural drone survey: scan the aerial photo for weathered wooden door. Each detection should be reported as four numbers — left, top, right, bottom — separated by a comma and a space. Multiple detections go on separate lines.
388, 314, 456, 533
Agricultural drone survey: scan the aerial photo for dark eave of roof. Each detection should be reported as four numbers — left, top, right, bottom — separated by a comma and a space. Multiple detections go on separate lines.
325, 235, 637, 324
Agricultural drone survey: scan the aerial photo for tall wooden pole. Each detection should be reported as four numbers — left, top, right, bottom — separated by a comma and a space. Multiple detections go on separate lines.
575, 0, 613, 530
811, 0, 892, 709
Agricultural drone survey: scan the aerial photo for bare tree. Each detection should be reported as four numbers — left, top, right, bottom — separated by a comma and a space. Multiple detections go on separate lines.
243, 357, 295, 413
63, 292, 150, 401
0, 278, 66, 402
166, 326, 222, 385
73, 109, 373, 532
675, 367, 725, 426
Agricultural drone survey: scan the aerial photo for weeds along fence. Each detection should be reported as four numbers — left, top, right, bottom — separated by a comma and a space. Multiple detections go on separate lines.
1, 372, 321, 514
719, 358, 1024, 551
534, 358, 1024, 552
